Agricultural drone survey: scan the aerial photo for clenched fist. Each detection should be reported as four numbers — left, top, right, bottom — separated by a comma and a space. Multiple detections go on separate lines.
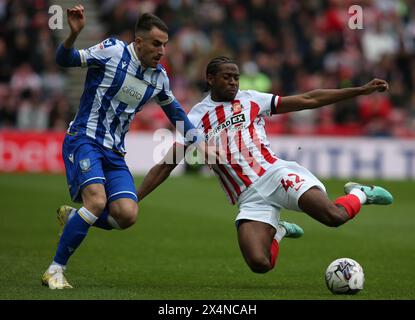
67, 4, 85, 35
361, 78, 389, 95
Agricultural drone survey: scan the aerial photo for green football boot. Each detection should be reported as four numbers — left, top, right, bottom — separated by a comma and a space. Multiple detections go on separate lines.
344, 182, 393, 205
279, 221, 304, 238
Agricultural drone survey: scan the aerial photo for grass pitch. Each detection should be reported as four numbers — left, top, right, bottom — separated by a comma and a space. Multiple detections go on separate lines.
0, 173, 414, 300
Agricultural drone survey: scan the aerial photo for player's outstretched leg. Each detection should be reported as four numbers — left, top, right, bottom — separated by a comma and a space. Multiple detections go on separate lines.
42, 208, 120, 289
344, 182, 393, 205
300, 182, 393, 229
300, 187, 359, 226
42, 184, 107, 289
42, 205, 80, 289
42, 205, 98, 289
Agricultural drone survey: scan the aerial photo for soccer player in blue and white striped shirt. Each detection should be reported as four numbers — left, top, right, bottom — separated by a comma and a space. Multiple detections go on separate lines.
42, 5, 195, 289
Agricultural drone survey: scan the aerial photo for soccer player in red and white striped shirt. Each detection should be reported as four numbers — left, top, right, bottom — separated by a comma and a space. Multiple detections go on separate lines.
137, 56, 393, 274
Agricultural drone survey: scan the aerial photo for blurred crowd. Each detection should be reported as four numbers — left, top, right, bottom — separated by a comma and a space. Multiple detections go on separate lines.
99, 0, 415, 137
1, 0, 415, 137
0, 0, 72, 131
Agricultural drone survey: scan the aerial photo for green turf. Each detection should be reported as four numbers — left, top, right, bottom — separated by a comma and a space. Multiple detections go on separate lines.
0, 173, 414, 299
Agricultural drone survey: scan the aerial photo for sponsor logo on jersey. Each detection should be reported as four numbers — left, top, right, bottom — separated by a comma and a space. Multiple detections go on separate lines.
115, 74, 148, 106
121, 85, 142, 100
206, 114, 246, 141
231, 113, 245, 125
281, 173, 305, 192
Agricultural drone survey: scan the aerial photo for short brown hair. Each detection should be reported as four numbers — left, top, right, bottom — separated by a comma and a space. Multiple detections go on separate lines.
135, 13, 168, 36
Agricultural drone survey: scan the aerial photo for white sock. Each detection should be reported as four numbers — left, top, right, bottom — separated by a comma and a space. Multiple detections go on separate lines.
78, 207, 98, 225
350, 188, 367, 204
107, 215, 122, 230
49, 261, 66, 272
274, 225, 287, 242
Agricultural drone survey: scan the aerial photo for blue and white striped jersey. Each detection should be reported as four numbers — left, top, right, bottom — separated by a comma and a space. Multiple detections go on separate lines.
57, 38, 192, 154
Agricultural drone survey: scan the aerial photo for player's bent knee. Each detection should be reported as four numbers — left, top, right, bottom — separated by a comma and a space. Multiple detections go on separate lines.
83, 194, 107, 214
89, 196, 107, 214
325, 218, 343, 228
247, 256, 272, 274
82, 186, 107, 215
118, 211, 137, 229
110, 200, 138, 230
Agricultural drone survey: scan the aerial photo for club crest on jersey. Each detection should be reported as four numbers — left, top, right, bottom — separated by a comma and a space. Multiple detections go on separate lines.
79, 158, 91, 172
231, 100, 243, 113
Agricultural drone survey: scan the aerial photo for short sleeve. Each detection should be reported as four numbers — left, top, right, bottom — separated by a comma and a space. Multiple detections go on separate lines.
247, 90, 280, 117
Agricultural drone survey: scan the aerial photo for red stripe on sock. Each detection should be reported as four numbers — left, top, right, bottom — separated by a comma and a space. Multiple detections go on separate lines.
270, 239, 280, 269
334, 194, 362, 219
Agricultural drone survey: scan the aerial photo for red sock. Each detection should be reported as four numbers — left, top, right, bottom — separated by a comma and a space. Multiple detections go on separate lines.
334, 194, 362, 219
270, 239, 280, 269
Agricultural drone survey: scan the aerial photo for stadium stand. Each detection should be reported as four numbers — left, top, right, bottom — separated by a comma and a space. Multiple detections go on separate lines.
1, 0, 415, 137
95, 0, 415, 137
0, 0, 72, 130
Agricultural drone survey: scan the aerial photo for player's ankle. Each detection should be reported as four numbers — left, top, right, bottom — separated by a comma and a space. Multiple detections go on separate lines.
49, 261, 66, 272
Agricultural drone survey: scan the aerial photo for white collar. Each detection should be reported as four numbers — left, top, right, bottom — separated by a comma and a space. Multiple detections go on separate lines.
127, 42, 162, 72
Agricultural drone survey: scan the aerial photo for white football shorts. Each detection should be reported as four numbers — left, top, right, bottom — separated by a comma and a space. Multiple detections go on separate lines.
236, 159, 326, 230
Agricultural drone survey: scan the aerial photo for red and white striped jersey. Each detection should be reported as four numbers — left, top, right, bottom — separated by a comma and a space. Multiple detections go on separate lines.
187, 90, 280, 204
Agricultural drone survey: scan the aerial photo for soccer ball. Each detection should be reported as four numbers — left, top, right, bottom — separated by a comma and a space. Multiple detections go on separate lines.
325, 258, 364, 294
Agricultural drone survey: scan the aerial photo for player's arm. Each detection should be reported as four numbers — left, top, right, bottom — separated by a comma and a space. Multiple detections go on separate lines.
160, 101, 215, 165
161, 100, 195, 138
136, 143, 182, 201
136, 135, 212, 201
155, 71, 199, 142
56, 5, 85, 67
275, 79, 389, 114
